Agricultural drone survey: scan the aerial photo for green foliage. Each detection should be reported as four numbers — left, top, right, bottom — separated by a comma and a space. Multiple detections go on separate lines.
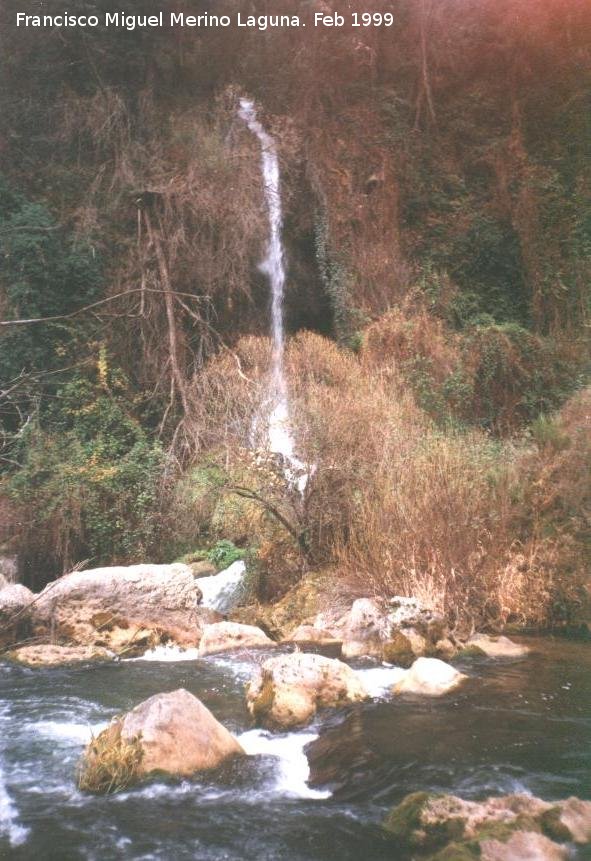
9, 368, 165, 577
0, 176, 102, 380
207, 539, 244, 569
530, 416, 571, 454
313, 204, 353, 344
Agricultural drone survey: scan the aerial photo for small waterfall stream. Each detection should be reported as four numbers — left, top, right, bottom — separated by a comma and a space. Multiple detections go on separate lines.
238, 99, 308, 491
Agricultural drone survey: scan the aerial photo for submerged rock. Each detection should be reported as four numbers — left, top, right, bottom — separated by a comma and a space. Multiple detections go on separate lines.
32, 564, 204, 651
392, 657, 467, 696
466, 634, 529, 658
79, 689, 244, 793
246, 652, 368, 729
383, 791, 591, 859
198, 621, 274, 656
10, 644, 111, 666
0, 583, 35, 649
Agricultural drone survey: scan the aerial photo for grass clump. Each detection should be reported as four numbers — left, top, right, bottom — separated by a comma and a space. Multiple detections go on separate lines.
78, 723, 143, 795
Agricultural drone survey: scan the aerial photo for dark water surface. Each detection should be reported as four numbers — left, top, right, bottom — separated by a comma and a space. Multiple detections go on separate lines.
0, 638, 590, 860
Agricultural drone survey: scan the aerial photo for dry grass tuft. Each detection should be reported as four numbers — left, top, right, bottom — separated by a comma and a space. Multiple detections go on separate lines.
78, 723, 143, 795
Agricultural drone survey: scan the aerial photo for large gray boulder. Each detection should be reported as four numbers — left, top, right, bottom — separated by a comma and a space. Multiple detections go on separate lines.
79, 689, 244, 793
0, 583, 35, 648
32, 564, 204, 651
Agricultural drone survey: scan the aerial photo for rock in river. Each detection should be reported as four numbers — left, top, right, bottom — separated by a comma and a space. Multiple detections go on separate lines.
198, 621, 275, 656
0, 583, 35, 648
10, 644, 112, 666
383, 791, 591, 859
392, 657, 467, 696
246, 652, 368, 729
79, 689, 244, 793
466, 633, 529, 658
32, 563, 204, 651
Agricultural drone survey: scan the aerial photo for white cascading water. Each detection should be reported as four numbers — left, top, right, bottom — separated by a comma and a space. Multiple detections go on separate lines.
238, 99, 309, 492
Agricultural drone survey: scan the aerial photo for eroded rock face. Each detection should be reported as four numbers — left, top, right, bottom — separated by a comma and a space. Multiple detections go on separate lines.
0, 583, 35, 648
467, 634, 529, 658
79, 689, 244, 792
480, 831, 568, 861
229, 570, 335, 640
392, 657, 467, 696
246, 652, 368, 729
198, 621, 274, 656
311, 596, 450, 664
32, 564, 204, 650
383, 791, 591, 859
337, 598, 388, 659
10, 644, 111, 666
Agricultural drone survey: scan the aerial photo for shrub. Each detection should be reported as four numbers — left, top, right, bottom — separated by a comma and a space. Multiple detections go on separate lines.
207, 539, 244, 570
9, 369, 166, 585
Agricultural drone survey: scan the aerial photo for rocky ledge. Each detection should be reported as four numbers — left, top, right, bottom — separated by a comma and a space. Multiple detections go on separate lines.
383, 791, 591, 860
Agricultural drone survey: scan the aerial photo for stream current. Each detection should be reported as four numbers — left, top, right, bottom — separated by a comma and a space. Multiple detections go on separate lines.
0, 637, 590, 859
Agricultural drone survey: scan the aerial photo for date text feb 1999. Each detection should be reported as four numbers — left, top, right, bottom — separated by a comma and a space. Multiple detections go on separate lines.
315, 12, 394, 27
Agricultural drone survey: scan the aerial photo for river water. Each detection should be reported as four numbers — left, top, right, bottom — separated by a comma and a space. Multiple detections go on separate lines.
0, 637, 590, 859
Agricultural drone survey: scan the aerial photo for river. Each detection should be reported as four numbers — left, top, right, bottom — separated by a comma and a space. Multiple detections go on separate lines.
0, 637, 589, 859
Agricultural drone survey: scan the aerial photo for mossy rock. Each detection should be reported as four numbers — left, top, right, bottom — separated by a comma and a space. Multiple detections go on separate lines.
540, 806, 573, 843
382, 631, 415, 667
383, 792, 466, 851
430, 843, 479, 861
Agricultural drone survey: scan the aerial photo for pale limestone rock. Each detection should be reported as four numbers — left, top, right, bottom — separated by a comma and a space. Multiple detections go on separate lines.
80, 689, 244, 790
0, 583, 35, 648
32, 564, 204, 649
10, 644, 111, 666
467, 634, 529, 658
480, 831, 567, 861
198, 621, 274, 656
392, 657, 467, 696
247, 651, 368, 729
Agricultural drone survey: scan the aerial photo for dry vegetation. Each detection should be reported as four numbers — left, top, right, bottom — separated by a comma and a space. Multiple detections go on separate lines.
0, 0, 589, 628
78, 723, 143, 795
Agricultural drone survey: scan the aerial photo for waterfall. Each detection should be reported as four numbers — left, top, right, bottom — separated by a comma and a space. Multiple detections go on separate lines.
238, 98, 308, 491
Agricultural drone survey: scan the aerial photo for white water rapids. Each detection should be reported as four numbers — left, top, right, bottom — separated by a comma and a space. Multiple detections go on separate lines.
238, 98, 309, 492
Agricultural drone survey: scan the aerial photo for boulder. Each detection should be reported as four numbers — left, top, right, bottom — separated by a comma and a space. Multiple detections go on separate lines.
288, 624, 341, 645
314, 596, 450, 664
10, 644, 111, 666
32, 564, 204, 650
0, 583, 35, 649
383, 792, 591, 859
338, 598, 388, 658
480, 831, 568, 860
392, 657, 467, 696
467, 634, 529, 659
198, 621, 274, 656
246, 652, 368, 729
79, 689, 244, 793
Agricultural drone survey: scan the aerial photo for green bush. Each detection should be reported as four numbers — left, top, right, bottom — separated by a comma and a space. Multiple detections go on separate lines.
207, 539, 244, 570
9, 369, 165, 581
